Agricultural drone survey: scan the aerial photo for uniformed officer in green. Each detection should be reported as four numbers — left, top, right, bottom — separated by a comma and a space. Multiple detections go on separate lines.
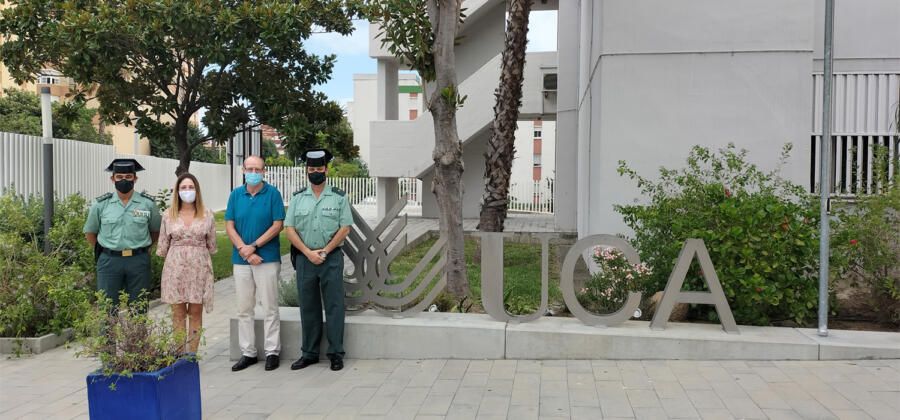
83, 159, 162, 305
285, 149, 353, 372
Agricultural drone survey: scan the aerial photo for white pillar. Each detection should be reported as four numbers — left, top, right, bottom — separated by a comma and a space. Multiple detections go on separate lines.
377, 177, 400, 220
376, 59, 400, 220
376, 59, 399, 120
554, 0, 580, 232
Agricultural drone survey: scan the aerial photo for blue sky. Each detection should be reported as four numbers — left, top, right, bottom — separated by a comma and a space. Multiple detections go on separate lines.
305, 11, 559, 108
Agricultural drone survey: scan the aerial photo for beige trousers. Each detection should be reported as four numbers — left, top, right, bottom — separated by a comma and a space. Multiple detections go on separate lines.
234, 262, 281, 358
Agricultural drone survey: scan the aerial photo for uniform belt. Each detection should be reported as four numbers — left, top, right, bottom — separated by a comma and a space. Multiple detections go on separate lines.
102, 247, 150, 257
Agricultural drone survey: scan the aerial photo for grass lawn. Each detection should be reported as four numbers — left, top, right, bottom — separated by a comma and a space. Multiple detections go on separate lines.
210, 210, 291, 280
385, 236, 563, 314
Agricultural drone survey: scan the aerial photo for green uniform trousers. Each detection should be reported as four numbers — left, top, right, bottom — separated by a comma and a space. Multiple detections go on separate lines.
96, 252, 151, 305
296, 249, 345, 360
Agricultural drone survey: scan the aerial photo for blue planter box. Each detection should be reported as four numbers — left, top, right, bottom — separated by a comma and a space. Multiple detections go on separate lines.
86, 358, 201, 420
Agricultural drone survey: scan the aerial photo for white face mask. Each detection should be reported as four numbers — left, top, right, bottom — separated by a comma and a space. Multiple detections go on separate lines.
179, 190, 196, 203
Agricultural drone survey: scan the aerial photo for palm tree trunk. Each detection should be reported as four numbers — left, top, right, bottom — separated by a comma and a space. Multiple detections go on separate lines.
479, 0, 532, 232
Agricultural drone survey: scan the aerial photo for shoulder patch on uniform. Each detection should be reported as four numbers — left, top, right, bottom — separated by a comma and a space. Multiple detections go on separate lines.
293, 187, 308, 196
94, 192, 113, 202
332, 187, 346, 196
139, 191, 155, 200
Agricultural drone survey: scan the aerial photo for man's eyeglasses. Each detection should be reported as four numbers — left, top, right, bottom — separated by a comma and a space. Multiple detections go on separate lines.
243, 167, 265, 174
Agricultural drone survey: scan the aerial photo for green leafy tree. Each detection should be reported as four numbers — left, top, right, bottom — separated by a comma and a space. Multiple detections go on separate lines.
281, 103, 358, 162
329, 158, 369, 178
149, 124, 223, 164
261, 139, 279, 160
265, 155, 294, 167
0, 0, 358, 175
0, 88, 109, 143
364, 0, 471, 299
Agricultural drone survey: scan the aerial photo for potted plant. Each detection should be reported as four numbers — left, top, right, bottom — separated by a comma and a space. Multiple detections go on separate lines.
76, 292, 201, 420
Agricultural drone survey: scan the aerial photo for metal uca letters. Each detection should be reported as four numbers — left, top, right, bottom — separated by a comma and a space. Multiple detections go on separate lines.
343, 202, 739, 334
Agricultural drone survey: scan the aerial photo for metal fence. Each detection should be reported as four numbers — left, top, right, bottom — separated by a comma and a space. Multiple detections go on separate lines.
508, 180, 555, 214
2, 131, 557, 214
0, 132, 235, 209
811, 72, 900, 195
264, 166, 423, 207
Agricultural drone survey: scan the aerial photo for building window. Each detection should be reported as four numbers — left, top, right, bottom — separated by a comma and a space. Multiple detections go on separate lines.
409, 92, 418, 100
532, 167, 542, 182
533, 130, 542, 138
39, 75, 59, 85
409, 109, 418, 120
533, 154, 541, 166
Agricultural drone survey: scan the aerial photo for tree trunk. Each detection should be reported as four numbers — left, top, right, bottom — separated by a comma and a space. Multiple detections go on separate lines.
173, 118, 191, 176
427, 0, 470, 299
479, 0, 532, 232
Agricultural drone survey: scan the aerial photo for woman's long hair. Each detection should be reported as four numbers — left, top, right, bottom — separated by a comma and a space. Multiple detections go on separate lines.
168, 173, 207, 220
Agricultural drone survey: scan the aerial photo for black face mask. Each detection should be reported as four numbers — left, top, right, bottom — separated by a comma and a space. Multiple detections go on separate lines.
115, 179, 134, 194
308, 172, 326, 186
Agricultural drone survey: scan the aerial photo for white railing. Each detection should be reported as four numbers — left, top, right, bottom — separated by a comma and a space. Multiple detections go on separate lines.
0, 132, 233, 209
263, 166, 423, 207
508, 180, 555, 214
811, 72, 900, 195
811, 134, 900, 195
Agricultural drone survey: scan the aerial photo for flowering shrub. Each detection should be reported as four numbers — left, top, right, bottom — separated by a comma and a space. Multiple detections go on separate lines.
577, 247, 652, 314
615, 144, 829, 326
832, 147, 900, 326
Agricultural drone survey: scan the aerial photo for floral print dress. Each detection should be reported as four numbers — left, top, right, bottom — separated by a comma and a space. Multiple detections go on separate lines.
157, 210, 217, 312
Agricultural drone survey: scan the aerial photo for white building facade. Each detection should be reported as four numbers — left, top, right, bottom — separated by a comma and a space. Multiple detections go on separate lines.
348, 73, 424, 165
366, 0, 900, 237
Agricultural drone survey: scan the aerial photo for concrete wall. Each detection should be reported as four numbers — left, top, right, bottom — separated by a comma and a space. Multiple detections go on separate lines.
349, 74, 422, 165
812, 0, 900, 72
575, 0, 815, 237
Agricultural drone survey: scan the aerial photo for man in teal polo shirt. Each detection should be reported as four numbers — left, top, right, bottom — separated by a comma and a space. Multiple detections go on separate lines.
83, 159, 161, 305
226, 155, 285, 372
285, 149, 353, 372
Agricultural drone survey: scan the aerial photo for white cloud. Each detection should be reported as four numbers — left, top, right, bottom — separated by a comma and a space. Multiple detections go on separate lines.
527, 10, 557, 52
308, 20, 369, 56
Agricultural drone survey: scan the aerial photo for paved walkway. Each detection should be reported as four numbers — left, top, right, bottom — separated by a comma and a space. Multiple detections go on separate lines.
2, 213, 898, 419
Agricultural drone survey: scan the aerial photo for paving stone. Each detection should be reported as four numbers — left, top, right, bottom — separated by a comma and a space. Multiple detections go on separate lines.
538, 396, 570, 417
418, 394, 454, 415
661, 397, 701, 418
697, 408, 736, 420
570, 405, 604, 420
506, 404, 539, 420
687, 389, 726, 410
627, 407, 666, 420
476, 395, 509, 416
627, 389, 662, 408
762, 409, 804, 420
721, 397, 766, 419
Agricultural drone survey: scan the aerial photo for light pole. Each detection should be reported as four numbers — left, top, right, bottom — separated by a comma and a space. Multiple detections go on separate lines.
40, 87, 54, 255
817, 0, 835, 337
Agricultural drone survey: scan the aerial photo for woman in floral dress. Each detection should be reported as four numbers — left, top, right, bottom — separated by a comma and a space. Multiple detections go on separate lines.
157, 173, 217, 353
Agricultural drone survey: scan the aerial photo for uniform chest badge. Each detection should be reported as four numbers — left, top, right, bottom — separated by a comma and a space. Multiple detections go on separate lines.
132, 209, 151, 218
